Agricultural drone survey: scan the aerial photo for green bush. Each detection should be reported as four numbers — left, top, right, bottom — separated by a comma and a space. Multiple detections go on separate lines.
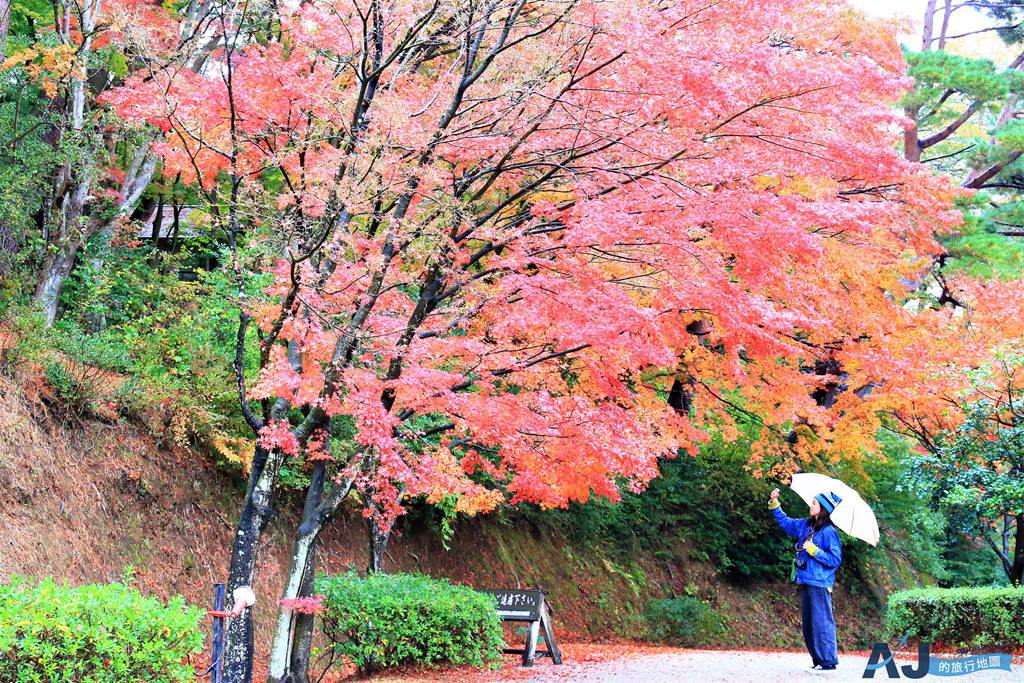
644, 596, 725, 646
316, 571, 503, 673
48, 322, 133, 375
43, 361, 80, 404
887, 586, 1024, 647
0, 575, 204, 682
4, 313, 124, 416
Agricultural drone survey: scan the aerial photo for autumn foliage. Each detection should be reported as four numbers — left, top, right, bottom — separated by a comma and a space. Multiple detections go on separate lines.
88, 0, 1024, 678
98, 0, 1024, 518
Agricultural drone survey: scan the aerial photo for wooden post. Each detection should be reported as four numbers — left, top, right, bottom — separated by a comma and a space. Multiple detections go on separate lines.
484, 589, 562, 667
540, 598, 562, 665
523, 619, 540, 666
211, 584, 226, 683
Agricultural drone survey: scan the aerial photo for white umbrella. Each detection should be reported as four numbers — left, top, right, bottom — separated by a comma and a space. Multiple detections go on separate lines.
789, 472, 880, 546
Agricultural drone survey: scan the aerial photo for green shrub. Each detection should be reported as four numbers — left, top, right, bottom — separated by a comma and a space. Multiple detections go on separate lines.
0, 575, 204, 682
644, 596, 725, 646
43, 360, 81, 405
40, 356, 106, 417
887, 586, 1024, 647
316, 571, 503, 673
5, 314, 123, 416
48, 322, 133, 375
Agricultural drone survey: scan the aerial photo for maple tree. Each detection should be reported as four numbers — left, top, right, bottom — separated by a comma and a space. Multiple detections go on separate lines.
99, 0, 1024, 680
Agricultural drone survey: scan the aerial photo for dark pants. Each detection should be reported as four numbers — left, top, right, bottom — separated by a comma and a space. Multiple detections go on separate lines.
800, 584, 838, 668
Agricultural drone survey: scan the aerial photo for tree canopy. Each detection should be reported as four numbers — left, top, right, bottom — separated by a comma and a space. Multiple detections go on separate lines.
101, 0, 1016, 512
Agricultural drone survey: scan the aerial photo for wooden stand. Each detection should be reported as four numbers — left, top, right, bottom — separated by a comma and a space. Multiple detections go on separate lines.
484, 589, 563, 667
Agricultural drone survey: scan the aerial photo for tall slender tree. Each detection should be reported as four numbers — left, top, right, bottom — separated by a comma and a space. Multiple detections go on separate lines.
0, 0, 237, 323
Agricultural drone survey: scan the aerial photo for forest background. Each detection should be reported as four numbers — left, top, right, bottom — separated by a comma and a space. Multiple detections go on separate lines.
2, 0, 1024, 680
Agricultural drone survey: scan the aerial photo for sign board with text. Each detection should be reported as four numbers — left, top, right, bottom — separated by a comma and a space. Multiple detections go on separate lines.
482, 589, 562, 667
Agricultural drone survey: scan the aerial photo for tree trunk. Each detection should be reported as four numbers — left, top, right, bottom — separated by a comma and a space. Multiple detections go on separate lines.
86, 145, 157, 330
286, 574, 318, 683
265, 527, 318, 683
0, 0, 11, 62
223, 445, 284, 683
937, 0, 952, 50
367, 513, 392, 574
33, 238, 79, 326
92, 145, 158, 256
149, 195, 164, 242
1011, 513, 1023, 586
963, 150, 1024, 189
903, 0, 936, 164
34, 156, 92, 324
31, 0, 105, 327
904, 105, 921, 162
920, 0, 937, 51
267, 465, 359, 683
963, 93, 1022, 189
267, 464, 326, 683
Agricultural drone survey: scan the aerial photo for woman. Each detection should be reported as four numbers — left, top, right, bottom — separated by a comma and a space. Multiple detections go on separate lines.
769, 487, 843, 672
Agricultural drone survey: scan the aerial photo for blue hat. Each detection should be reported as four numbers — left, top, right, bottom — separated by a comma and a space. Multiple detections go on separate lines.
814, 492, 842, 514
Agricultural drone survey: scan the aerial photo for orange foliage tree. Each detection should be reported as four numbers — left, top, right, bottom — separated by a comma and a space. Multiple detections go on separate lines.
101, 0, 1024, 680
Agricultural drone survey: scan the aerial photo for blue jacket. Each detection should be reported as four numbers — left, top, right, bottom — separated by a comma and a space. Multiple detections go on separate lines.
771, 503, 842, 588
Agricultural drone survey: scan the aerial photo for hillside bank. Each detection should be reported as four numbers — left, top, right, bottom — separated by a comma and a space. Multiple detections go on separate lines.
0, 368, 926, 674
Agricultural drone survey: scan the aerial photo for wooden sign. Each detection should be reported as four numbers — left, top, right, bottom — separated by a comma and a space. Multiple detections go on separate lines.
483, 589, 562, 667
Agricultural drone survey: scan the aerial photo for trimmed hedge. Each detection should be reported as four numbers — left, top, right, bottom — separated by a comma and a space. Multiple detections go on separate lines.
0, 576, 204, 682
316, 571, 504, 673
887, 586, 1024, 647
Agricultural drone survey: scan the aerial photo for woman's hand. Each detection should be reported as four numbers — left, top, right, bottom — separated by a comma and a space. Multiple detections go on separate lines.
801, 540, 815, 551
770, 488, 780, 500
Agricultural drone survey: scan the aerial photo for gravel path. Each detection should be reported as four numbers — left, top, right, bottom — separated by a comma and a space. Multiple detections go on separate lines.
519, 649, 1023, 682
